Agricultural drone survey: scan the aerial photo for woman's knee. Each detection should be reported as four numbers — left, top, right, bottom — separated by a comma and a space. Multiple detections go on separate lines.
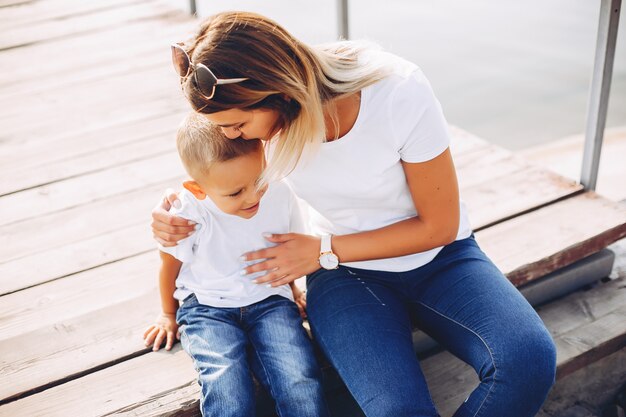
498, 326, 557, 397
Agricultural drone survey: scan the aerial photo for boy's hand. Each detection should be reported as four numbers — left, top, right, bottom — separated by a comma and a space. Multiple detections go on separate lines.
143, 313, 180, 351
291, 286, 307, 319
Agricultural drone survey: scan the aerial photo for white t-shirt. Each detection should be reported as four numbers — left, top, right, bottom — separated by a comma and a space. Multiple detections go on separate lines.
159, 181, 304, 308
286, 50, 472, 272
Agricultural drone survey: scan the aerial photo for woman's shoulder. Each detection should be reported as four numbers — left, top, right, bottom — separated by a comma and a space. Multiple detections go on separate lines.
362, 51, 433, 112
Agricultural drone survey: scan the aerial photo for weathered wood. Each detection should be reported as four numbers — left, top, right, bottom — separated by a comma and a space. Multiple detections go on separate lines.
0, 153, 184, 225
0, 0, 134, 30
0, 111, 183, 186
0, 290, 159, 402
448, 126, 490, 156
554, 306, 626, 378
0, 180, 181, 264
0, 128, 181, 197
464, 164, 582, 230
0, 224, 154, 295
0, 18, 192, 93
0, 0, 31, 8
0, 252, 157, 341
0, 0, 180, 51
0, 347, 198, 416
0, 66, 184, 147
476, 192, 626, 286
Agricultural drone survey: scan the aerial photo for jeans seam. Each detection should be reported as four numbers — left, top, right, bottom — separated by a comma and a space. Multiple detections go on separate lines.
251, 339, 283, 417
416, 301, 498, 417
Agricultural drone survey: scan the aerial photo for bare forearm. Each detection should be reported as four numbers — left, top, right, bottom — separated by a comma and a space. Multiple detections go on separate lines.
333, 215, 458, 263
158, 252, 182, 315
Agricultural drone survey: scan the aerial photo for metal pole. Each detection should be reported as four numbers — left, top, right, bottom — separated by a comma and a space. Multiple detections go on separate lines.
189, 0, 197, 16
337, 0, 349, 40
581, 0, 621, 190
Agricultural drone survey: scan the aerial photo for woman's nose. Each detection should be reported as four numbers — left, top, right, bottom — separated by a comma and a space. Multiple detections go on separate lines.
221, 127, 241, 139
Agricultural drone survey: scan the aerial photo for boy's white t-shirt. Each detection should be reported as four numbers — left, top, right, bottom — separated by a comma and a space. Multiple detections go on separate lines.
159, 181, 304, 308
286, 50, 472, 272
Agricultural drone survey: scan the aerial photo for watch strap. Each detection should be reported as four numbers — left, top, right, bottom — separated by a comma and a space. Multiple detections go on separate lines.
320, 235, 332, 253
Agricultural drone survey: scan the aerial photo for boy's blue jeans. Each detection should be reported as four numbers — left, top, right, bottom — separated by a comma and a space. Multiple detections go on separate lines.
176, 294, 329, 417
307, 235, 557, 417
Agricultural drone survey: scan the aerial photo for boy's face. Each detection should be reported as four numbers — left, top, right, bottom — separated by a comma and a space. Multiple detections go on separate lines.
187, 149, 268, 219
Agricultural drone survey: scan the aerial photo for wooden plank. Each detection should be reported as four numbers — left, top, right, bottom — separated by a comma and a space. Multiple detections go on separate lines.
554, 306, 626, 378
0, 252, 157, 341
449, 126, 490, 157
0, 0, 134, 30
0, 0, 31, 8
9, 277, 621, 416
1, 44, 172, 99
0, 0, 180, 51
0, 123, 182, 196
0, 17, 192, 90
0, 347, 198, 416
0, 180, 181, 264
464, 164, 582, 230
0, 224, 154, 296
476, 192, 626, 286
0, 112, 181, 175
0, 152, 184, 225
0, 292, 158, 403
0, 65, 184, 147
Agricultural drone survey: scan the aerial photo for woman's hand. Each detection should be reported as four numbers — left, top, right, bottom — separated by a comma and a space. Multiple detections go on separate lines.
143, 313, 180, 351
242, 233, 321, 287
151, 188, 196, 247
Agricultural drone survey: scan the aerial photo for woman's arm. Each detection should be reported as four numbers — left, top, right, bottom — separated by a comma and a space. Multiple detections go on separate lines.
244, 148, 460, 285
151, 189, 197, 247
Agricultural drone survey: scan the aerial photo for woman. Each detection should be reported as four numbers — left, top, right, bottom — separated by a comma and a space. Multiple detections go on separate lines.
153, 11, 556, 417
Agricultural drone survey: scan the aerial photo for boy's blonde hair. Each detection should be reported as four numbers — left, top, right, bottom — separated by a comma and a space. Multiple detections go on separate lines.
176, 112, 261, 180
180, 11, 390, 184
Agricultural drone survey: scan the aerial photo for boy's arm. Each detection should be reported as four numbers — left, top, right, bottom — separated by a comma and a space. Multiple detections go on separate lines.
290, 281, 307, 319
159, 251, 182, 314
143, 251, 182, 351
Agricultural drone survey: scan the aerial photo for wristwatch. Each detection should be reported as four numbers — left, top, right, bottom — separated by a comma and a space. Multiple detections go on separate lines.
319, 235, 339, 270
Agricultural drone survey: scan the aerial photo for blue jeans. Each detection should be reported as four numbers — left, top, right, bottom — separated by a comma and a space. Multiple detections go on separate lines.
176, 294, 329, 417
306, 235, 556, 417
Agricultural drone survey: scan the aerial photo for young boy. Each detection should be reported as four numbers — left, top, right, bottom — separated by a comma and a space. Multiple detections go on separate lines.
143, 112, 328, 417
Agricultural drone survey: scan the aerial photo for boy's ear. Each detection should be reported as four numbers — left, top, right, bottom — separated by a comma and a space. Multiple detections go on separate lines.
183, 180, 206, 200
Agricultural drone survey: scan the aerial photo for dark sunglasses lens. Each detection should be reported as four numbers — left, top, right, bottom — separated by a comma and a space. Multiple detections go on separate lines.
195, 65, 218, 97
171, 45, 190, 77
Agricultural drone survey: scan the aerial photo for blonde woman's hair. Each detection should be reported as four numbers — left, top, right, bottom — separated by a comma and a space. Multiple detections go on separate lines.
179, 11, 390, 183
176, 112, 261, 180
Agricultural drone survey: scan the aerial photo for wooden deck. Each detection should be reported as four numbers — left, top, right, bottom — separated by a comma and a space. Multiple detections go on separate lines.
1, 1, 625, 416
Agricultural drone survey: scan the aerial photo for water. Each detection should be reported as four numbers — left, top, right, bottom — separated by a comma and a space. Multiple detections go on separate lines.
180, 0, 625, 150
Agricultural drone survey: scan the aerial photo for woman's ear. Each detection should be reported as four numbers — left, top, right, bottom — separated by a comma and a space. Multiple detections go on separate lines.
183, 180, 206, 200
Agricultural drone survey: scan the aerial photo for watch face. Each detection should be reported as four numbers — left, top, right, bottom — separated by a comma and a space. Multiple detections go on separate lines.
320, 253, 339, 270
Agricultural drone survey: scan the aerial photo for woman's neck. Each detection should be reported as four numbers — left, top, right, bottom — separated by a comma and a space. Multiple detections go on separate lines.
323, 91, 361, 142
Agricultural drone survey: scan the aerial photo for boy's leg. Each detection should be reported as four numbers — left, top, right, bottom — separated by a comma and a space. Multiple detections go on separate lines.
176, 295, 255, 417
306, 270, 439, 417
246, 295, 330, 417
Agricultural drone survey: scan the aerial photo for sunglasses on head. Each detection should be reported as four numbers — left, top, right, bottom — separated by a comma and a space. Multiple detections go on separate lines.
170, 43, 248, 100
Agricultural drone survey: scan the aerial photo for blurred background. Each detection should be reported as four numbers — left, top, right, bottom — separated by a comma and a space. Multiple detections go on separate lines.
171, 0, 626, 151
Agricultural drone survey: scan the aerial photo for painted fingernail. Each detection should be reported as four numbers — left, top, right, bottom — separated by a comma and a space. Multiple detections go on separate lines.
262, 232, 272, 238
240, 270, 248, 276
173, 200, 182, 209
252, 280, 258, 284
187, 220, 195, 226
265, 284, 272, 288
238, 255, 247, 262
